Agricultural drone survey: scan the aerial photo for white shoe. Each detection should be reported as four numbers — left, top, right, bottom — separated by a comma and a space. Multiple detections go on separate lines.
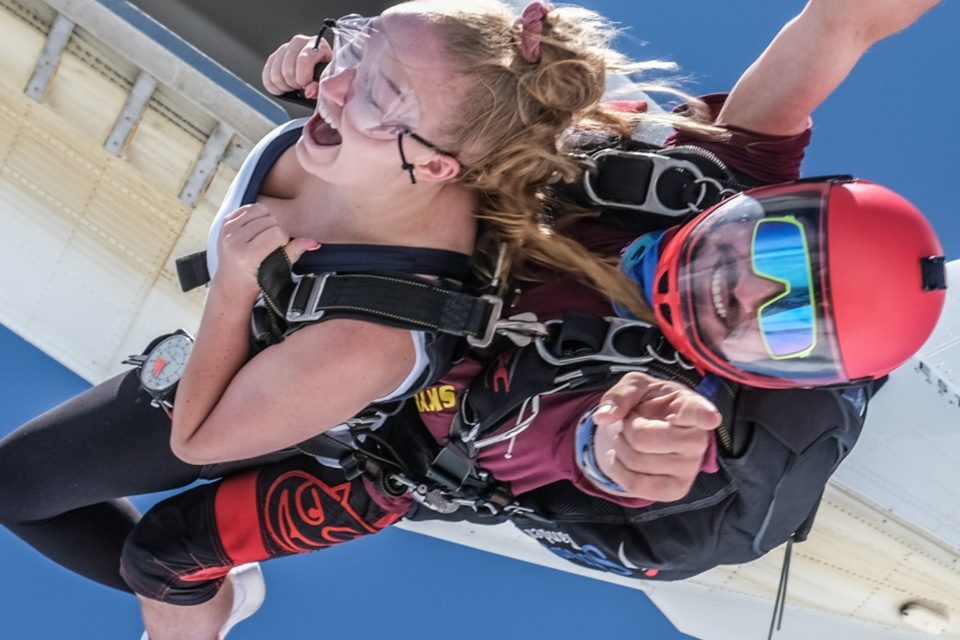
139, 562, 266, 640
219, 563, 266, 639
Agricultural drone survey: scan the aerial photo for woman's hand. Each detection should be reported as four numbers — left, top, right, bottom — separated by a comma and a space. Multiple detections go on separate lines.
591, 372, 721, 502
261, 34, 332, 100
213, 203, 319, 300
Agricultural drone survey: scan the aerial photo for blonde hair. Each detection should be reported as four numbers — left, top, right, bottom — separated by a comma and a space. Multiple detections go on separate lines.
417, 1, 721, 319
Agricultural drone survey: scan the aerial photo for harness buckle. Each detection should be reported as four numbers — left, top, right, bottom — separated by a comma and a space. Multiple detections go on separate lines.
286, 273, 332, 323
344, 409, 389, 433
413, 486, 462, 514
495, 312, 551, 347
387, 473, 464, 514
466, 294, 504, 348
502, 503, 536, 517
534, 316, 659, 367
581, 149, 707, 216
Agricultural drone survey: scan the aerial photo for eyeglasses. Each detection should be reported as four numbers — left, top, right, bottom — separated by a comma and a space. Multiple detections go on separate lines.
314, 15, 459, 184
751, 215, 818, 359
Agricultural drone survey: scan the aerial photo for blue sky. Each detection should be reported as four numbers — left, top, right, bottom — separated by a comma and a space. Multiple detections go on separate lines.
1, 1, 958, 638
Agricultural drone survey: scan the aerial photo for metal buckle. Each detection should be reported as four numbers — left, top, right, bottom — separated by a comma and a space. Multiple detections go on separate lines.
344, 409, 390, 433
534, 316, 658, 367
387, 473, 463, 514
502, 503, 535, 517
581, 149, 707, 216
150, 399, 174, 419
286, 273, 332, 322
466, 294, 504, 348
495, 312, 550, 347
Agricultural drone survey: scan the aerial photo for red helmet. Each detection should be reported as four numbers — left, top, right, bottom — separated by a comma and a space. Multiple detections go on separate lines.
652, 178, 947, 388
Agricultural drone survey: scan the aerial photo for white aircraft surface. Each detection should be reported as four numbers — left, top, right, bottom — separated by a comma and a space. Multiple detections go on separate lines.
0, 0, 956, 638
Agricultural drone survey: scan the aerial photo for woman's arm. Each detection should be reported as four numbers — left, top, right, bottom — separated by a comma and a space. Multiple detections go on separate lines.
169, 204, 416, 465
171, 316, 415, 465
719, 0, 941, 135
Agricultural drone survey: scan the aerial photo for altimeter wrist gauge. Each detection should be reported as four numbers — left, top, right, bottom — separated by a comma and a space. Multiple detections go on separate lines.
125, 330, 194, 416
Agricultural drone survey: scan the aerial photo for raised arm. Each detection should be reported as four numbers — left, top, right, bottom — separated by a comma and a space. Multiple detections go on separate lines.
719, 0, 940, 135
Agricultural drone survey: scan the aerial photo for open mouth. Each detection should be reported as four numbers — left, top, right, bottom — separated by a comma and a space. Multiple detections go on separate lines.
711, 268, 728, 320
306, 103, 342, 146
709, 250, 741, 329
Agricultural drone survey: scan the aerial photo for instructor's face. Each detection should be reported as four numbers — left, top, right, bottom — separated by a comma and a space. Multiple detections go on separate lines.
689, 219, 785, 364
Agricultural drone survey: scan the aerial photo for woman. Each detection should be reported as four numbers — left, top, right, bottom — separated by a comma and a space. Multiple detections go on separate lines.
0, 1, 707, 638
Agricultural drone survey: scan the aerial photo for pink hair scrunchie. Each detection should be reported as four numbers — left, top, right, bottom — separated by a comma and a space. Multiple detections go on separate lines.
514, 1, 554, 63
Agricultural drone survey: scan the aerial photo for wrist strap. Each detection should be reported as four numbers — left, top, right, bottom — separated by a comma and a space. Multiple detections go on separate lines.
574, 407, 625, 493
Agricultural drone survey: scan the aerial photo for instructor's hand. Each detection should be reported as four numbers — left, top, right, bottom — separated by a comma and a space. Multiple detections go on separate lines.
592, 372, 721, 502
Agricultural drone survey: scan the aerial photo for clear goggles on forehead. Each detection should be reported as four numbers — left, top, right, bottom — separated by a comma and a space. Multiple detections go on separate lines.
311, 15, 458, 183
316, 15, 420, 138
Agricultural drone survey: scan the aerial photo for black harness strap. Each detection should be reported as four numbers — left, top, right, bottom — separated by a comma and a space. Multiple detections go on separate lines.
254, 249, 501, 343
175, 243, 472, 293
176, 252, 211, 292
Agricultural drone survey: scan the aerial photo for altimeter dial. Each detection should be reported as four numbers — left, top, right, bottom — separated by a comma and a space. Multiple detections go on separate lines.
140, 332, 194, 394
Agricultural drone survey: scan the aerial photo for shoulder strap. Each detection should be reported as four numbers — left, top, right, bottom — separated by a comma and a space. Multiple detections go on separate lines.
254, 248, 500, 343
176, 243, 471, 293
294, 243, 471, 279
565, 143, 743, 218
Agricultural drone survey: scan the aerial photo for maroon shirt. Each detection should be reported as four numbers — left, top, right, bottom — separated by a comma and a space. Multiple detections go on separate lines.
418, 95, 811, 507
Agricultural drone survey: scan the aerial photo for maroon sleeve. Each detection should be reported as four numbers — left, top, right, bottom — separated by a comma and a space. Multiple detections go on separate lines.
495, 387, 717, 510
665, 93, 811, 186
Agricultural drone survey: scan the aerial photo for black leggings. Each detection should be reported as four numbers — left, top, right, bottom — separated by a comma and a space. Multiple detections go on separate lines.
0, 370, 301, 593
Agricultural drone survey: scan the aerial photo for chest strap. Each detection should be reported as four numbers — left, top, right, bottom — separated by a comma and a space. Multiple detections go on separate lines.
254, 248, 503, 345
175, 243, 472, 293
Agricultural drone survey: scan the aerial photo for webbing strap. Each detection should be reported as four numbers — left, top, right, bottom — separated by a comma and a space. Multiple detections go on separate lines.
256, 248, 499, 342
175, 252, 210, 292
175, 244, 472, 293
578, 147, 737, 216
291, 272, 496, 337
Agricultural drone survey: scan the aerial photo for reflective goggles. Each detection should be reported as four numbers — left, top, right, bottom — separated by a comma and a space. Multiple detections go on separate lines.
751, 216, 817, 359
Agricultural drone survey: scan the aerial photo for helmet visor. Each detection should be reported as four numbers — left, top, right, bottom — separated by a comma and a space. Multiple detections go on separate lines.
677, 183, 847, 385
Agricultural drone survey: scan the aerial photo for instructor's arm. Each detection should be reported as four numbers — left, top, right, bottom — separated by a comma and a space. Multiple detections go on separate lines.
719, 0, 940, 136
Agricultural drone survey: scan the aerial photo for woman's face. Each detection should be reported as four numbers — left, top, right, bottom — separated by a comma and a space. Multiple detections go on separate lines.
295, 10, 463, 186
688, 218, 788, 365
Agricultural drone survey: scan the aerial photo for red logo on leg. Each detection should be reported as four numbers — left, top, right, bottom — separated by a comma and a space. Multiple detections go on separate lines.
264, 471, 385, 554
